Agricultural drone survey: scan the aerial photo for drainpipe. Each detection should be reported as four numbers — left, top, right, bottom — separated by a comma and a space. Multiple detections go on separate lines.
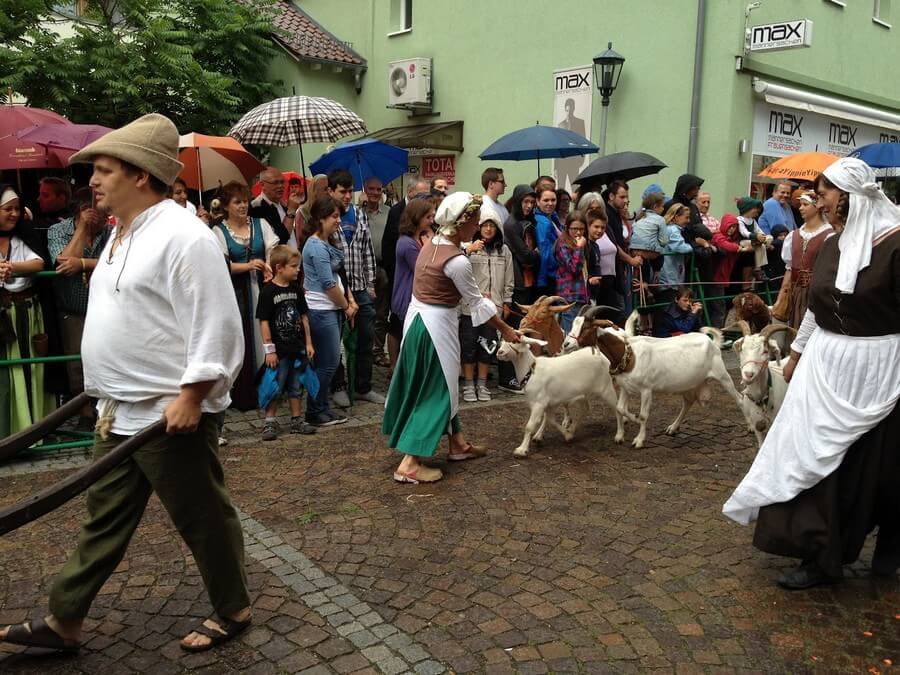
686, 0, 707, 174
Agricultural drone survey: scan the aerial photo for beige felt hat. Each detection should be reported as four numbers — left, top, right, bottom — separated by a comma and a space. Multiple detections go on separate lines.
69, 113, 184, 186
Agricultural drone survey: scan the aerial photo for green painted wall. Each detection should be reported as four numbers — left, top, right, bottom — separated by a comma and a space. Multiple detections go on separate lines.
274, 0, 900, 216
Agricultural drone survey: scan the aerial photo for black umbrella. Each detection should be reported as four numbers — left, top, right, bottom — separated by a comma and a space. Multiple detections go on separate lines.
574, 151, 667, 191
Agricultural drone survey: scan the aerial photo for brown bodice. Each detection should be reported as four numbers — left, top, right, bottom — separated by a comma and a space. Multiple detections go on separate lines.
809, 229, 900, 336
412, 239, 464, 306
790, 226, 833, 288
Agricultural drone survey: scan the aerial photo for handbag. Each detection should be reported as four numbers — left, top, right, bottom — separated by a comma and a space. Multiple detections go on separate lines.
771, 279, 791, 321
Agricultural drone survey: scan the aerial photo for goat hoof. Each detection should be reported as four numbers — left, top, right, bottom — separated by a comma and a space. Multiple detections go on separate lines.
665, 426, 677, 436
512, 448, 529, 458
614, 436, 624, 444
632, 439, 645, 449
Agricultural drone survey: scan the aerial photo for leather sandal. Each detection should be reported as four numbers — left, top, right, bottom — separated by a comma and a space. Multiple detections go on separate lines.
2, 617, 80, 652
448, 443, 487, 461
181, 616, 252, 653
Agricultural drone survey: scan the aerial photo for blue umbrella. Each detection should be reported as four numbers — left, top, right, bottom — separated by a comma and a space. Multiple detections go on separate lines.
310, 139, 409, 190
479, 124, 598, 175
848, 142, 900, 168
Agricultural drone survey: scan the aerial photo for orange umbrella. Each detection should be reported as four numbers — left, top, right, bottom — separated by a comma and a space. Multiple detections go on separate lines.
759, 152, 839, 181
178, 132, 266, 193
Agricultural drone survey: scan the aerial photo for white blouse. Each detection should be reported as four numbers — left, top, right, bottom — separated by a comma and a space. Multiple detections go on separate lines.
434, 235, 497, 327
781, 223, 833, 266
213, 218, 279, 261
0, 236, 43, 292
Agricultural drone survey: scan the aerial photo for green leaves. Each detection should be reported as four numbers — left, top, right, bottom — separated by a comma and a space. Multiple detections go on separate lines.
0, 0, 281, 134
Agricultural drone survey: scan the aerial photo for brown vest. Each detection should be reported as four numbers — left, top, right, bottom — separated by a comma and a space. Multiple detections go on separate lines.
790, 226, 832, 287
412, 239, 465, 306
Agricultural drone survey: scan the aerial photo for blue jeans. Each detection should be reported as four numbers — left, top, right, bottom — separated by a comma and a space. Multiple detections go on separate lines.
275, 356, 304, 399
307, 309, 343, 416
560, 303, 584, 333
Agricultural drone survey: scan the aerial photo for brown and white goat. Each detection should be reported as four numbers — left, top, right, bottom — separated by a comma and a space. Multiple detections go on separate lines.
516, 295, 574, 356
732, 292, 771, 333
568, 312, 750, 449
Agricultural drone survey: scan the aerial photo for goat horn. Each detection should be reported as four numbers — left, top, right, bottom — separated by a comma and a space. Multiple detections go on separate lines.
723, 320, 751, 337
760, 323, 797, 340
518, 327, 542, 337
549, 302, 576, 314
581, 304, 620, 320
590, 319, 616, 328
515, 302, 534, 313
542, 295, 568, 306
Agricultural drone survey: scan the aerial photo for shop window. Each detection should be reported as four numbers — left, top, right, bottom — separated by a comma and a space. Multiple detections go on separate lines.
874, 0, 892, 27
389, 0, 412, 35
52, 0, 88, 17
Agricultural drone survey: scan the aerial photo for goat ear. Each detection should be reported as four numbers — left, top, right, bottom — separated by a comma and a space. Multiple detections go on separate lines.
515, 302, 533, 313
732, 337, 743, 353
767, 339, 781, 360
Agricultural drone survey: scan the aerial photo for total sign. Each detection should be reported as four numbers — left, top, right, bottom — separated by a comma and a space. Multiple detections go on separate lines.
749, 19, 813, 52
420, 155, 456, 185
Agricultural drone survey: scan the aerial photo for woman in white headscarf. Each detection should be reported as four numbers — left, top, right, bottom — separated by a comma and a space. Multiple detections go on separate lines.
723, 158, 900, 589
0, 185, 56, 437
382, 192, 519, 484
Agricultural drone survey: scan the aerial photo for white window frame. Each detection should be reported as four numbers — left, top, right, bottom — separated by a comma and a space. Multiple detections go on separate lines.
388, 0, 412, 37
823, 0, 846, 7
874, 0, 892, 28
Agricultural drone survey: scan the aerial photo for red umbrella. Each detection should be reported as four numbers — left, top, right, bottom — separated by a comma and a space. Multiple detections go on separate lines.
251, 171, 308, 199
17, 123, 112, 152
0, 105, 72, 170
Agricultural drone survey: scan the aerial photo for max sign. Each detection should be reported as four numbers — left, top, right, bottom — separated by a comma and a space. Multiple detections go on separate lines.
749, 19, 813, 52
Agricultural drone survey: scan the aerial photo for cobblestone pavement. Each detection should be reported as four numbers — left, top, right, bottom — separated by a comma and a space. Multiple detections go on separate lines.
1, 358, 899, 674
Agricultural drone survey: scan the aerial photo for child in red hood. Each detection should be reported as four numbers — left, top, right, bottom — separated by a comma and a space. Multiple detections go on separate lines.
708, 214, 751, 327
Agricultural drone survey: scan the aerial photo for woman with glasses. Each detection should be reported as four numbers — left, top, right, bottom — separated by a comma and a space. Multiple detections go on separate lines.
553, 211, 590, 332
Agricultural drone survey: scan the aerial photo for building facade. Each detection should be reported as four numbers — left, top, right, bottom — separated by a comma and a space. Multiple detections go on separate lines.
269, 0, 900, 210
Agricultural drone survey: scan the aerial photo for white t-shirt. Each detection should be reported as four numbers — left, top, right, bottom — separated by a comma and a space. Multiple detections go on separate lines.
82, 199, 243, 435
480, 194, 510, 227
0, 236, 42, 292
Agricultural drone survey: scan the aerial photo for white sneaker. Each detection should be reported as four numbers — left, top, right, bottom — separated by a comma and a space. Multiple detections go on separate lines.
358, 390, 386, 404
477, 384, 492, 402
332, 390, 351, 408
462, 384, 477, 403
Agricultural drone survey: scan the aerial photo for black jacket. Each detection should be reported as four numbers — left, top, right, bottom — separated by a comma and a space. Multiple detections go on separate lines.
249, 196, 290, 244
381, 198, 405, 283
503, 185, 540, 290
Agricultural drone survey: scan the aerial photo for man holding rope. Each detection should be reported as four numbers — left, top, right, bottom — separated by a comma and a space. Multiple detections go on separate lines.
1, 113, 252, 653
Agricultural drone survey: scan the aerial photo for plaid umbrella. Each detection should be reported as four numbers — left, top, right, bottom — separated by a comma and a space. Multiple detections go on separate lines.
228, 96, 366, 147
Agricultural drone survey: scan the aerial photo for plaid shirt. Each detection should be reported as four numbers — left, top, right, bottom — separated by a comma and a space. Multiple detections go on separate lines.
47, 217, 111, 315
341, 205, 376, 292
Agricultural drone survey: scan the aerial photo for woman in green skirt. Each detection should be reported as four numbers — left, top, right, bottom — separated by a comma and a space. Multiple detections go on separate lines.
0, 185, 56, 437
382, 192, 520, 483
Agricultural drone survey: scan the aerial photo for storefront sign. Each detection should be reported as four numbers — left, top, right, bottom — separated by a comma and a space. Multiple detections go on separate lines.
552, 64, 594, 193
753, 102, 897, 157
749, 20, 813, 52
420, 155, 455, 185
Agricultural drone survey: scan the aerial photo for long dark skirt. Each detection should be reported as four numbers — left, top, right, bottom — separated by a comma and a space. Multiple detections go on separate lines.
231, 273, 258, 411
753, 402, 900, 577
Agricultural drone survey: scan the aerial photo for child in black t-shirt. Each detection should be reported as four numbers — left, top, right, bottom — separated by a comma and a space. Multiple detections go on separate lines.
256, 245, 316, 439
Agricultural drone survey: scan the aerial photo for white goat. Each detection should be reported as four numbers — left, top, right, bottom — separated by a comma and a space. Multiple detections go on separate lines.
725, 320, 796, 444
576, 311, 750, 449
496, 337, 622, 457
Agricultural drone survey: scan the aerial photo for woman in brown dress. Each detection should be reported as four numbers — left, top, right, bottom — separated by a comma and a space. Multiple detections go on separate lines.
773, 190, 833, 329
724, 157, 900, 590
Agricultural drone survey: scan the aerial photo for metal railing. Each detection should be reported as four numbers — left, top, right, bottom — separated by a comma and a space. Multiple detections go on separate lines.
632, 249, 778, 330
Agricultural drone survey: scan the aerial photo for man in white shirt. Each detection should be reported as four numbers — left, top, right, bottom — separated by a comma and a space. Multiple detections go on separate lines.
0, 114, 252, 655
480, 167, 509, 226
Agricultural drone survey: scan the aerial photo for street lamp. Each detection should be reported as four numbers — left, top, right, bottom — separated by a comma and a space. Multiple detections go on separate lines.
592, 42, 625, 156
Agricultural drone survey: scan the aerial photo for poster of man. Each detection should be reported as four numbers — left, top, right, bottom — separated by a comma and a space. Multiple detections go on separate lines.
553, 65, 593, 193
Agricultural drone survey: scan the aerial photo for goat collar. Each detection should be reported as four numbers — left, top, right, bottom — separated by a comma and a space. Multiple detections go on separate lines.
608, 341, 634, 375
742, 369, 773, 409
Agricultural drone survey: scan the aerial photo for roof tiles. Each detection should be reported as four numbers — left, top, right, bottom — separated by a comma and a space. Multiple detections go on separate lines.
268, 0, 366, 67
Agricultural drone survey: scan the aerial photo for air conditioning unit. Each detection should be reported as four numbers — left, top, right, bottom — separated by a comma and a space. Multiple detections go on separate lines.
387, 58, 431, 108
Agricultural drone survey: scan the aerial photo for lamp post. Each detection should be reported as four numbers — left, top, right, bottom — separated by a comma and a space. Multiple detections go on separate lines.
592, 42, 625, 157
